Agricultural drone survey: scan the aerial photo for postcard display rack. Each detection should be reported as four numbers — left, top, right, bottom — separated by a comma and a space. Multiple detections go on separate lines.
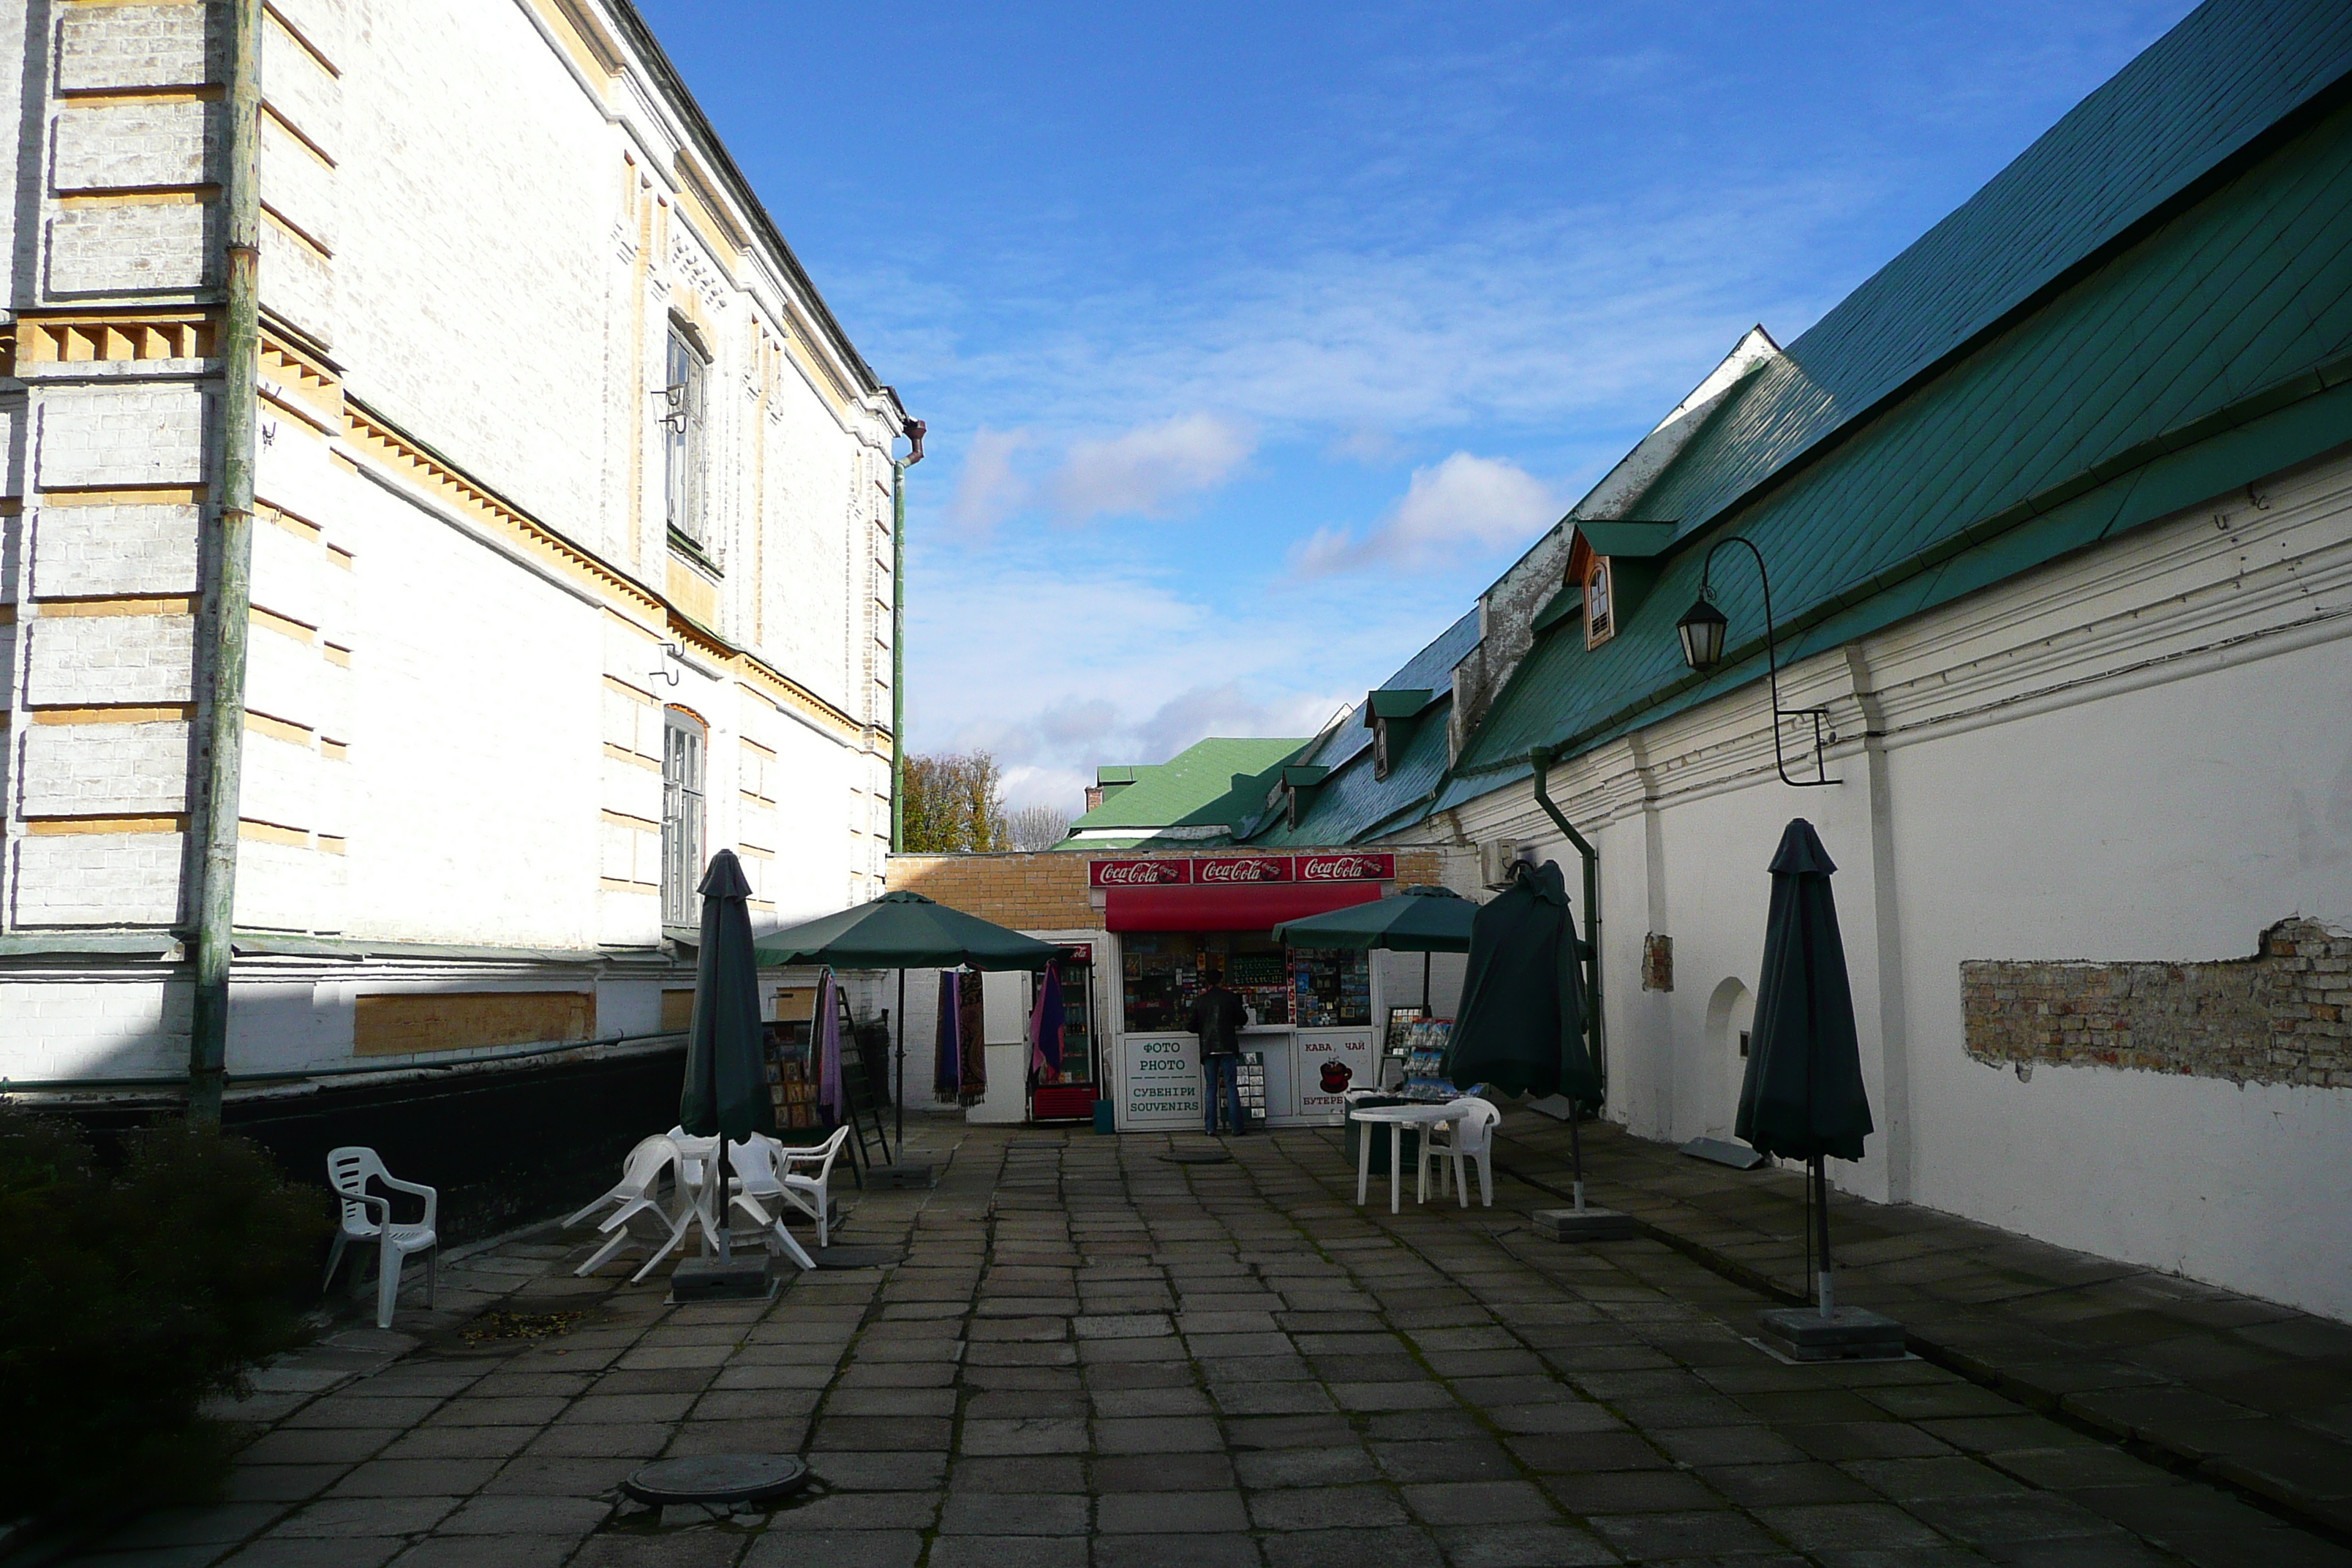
762, 987, 827, 1131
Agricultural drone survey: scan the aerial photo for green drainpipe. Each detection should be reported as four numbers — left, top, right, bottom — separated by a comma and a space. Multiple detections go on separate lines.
890, 456, 906, 853
186, 0, 264, 1126
1529, 748, 1605, 1102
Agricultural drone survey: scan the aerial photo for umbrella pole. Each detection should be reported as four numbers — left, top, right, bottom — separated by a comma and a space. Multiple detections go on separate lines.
1802, 1163, 1814, 1307
1813, 1156, 1834, 1317
895, 968, 907, 1154
1569, 1109, 1586, 1213
1422, 949, 1431, 1012
713, 1135, 731, 1261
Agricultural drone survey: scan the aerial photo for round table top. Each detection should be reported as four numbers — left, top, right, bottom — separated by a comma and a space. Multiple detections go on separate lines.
1348, 1101, 1466, 1125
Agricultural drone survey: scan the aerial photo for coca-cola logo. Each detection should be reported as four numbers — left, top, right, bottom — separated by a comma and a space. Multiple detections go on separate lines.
1198, 857, 1290, 883
1090, 859, 1191, 887
1297, 853, 1393, 882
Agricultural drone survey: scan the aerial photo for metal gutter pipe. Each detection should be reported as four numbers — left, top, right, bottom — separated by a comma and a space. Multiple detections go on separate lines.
890, 458, 906, 853
889, 418, 923, 856
1529, 749, 1605, 1102
187, 0, 264, 1126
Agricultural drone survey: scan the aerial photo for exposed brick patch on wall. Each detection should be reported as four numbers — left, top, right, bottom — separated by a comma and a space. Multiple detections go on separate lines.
1962, 920, 2352, 1088
887, 852, 1098, 931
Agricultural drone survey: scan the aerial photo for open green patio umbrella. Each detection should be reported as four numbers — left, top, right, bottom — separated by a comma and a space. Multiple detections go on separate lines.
1273, 884, 1475, 1010
1735, 818, 1874, 1314
679, 849, 774, 1261
755, 891, 1061, 1147
1444, 859, 1605, 1205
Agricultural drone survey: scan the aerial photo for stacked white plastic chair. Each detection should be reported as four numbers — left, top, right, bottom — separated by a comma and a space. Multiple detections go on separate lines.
728, 1125, 848, 1261
1420, 1098, 1501, 1207
323, 1147, 439, 1329
562, 1135, 690, 1280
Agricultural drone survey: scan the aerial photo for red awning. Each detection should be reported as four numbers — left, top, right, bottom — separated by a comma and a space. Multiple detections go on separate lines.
1104, 881, 1384, 933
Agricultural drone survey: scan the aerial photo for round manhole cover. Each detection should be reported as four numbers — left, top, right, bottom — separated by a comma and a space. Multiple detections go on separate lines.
622, 1455, 811, 1507
1158, 1150, 1232, 1164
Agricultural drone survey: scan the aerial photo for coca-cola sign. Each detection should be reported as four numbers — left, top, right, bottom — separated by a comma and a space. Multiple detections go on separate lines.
1090, 859, 1192, 888
1196, 856, 1292, 884
1296, 853, 1395, 882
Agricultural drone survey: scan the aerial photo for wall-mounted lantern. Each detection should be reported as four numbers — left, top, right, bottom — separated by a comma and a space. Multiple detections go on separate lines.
1675, 537, 1838, 788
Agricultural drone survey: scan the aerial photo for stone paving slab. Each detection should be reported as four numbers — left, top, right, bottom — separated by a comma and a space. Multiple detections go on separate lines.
42, 1113, 2352, 1568
1481, 1112, 2352, 1537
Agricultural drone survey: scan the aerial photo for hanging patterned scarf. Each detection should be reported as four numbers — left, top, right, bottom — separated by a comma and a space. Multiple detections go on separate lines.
958, 969, 988, 1107
815, 970, 844, 1123
934, 970, 961, 1103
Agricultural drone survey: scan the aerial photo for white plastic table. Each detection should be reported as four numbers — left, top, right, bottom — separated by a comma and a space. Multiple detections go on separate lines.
1349, 1101, 1469, 1214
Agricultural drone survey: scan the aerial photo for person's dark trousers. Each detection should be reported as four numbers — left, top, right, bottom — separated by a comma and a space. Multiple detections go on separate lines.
1202, 1054, 1245, 1134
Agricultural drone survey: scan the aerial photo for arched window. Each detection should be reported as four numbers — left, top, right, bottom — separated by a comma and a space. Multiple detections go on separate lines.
661, 706, 706, 925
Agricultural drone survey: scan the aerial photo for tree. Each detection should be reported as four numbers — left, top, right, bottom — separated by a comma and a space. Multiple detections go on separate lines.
1006, 804, 1072, 852
900, 751, 1009, 852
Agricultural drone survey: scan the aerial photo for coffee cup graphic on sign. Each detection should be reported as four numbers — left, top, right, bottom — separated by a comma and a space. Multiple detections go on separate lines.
1319, 1060, 1354, 1095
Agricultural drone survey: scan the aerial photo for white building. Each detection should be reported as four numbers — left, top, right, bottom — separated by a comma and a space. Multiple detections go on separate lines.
0, 0, 913, 1090
1251, 4, 2352, 1321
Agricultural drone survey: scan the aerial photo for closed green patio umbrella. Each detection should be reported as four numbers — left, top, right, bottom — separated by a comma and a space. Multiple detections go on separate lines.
755, 891, 1062, 1148
1736, 818, 1874, 1315
1273, 884, 1475, 1011
1444, 860, 1605, 1207
679, 849, 774, 1262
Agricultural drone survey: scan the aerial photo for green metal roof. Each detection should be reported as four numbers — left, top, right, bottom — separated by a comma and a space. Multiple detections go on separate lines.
1624, 0, 2352, 554
1444, 10, 2352, 798
1573, 521, 1678, 558
1061, 736, 1308, 843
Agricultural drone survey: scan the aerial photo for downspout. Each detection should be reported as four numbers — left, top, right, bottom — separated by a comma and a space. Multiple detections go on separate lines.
186, 0, 263, 1126
889, 416, 924, 853
1529, 748, 1605, 1104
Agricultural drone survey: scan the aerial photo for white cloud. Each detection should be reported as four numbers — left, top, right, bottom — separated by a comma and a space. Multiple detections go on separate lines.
944, 426, 1031, 534
902, 538, 1424, 812
1292, 453, 1558, 578
1048, 412, 1254, 523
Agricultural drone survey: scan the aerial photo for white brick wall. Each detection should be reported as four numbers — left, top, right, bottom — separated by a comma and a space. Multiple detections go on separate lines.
250, 519, 329, 630
37, 386, 206, 489
56, 4, 212, 92
46, 200, 211, 294
10, 833, 184, 924
0, 980, 190, 1080
239, 730, 317, 829
243, 623, 323, 728
235, 834, 339, 931
29, 503, 200, 597
51, 101, 211, 192
260, 215, 334, 345
20, 722, 189, 815
260, 118, 334, 251
23, 614, 195, 705
261, 13, 340, 148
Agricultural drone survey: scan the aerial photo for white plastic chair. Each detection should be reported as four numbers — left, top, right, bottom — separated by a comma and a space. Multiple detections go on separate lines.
323, 1147, 439, 1328
728, 1127, 846, 1269
565, 1136, 686, 1278
1420, 1098, 1501, 1207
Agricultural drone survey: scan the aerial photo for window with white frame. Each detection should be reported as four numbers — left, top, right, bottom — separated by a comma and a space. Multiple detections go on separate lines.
661, 707, 706, 925
663, 325, 709, 551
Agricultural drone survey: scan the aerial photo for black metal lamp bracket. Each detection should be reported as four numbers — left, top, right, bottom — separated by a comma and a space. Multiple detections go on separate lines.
1697, 538, 1840, 788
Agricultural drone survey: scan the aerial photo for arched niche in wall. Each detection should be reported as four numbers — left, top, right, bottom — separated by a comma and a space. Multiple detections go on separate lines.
1704, 976, 1754, 1138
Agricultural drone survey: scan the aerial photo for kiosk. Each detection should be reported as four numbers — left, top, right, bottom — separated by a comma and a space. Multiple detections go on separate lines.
1096, 853, 1400, 1129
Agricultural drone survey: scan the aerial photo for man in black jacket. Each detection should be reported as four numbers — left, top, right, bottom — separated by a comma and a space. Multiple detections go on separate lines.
1189, 968, 1250, 1135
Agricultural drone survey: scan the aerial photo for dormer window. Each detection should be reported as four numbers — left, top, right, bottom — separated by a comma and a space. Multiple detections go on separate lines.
1362, 690, 1432, 783
1584, 557, 1615, 649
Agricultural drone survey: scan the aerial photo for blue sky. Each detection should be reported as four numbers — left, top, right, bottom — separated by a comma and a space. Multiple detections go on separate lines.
635, 0, 2195, 812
